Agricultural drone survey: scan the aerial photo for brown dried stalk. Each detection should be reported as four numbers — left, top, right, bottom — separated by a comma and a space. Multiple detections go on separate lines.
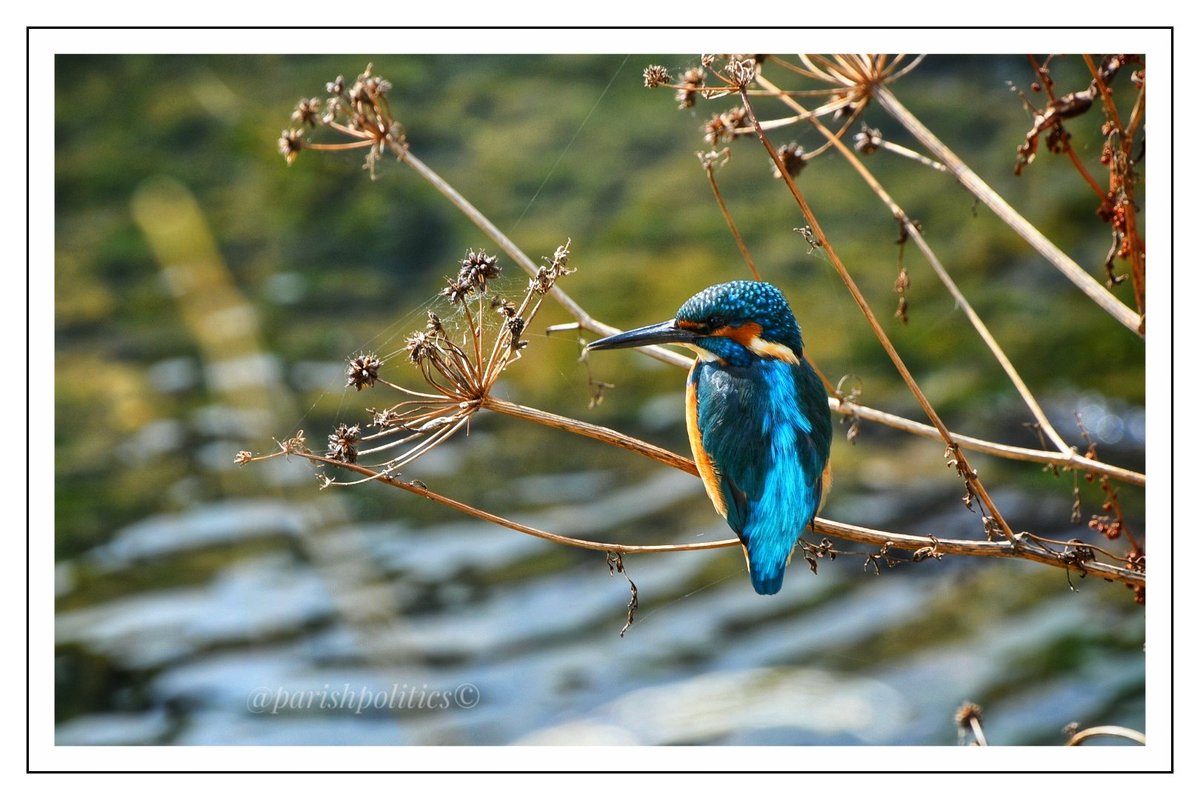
698, 149, 761, 281
1064, 725, 1147, 746
756, 72, 1076, 459
733, 77, 1019, 546
872, 83, 1143, 336
245, 437, 1144, 588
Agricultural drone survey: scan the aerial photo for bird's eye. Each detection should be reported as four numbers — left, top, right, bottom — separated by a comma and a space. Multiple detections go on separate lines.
706, 314, 727, 330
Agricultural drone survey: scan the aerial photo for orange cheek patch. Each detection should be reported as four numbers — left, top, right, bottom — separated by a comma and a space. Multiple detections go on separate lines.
714, 322, 800, 364
712, 322, 763, 347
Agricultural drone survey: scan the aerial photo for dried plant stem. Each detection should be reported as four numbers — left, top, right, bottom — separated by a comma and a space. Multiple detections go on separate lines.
841, 399, 1143, 486
262, 448, 1144, 587
393, 144, 692, 371
1063, 140, 1110, 204
871, 85, 1143, 336
1082, 54, 1146, 317
739, 85, 1019, 546
1025, 55, 1110, 206
1082, 55, 1125, 135
755, 74, 1074, 458
1064, 725, 1147, 746
701, 155, 761, 280
879, 139, 947, 172
481, 396, 698, 475
968, 716, 989, 746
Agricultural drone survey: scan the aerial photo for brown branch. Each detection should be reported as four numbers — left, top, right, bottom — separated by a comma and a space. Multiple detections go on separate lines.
836, 399, 1144, 487
738, 84, 1019, 546
1026, 54, 1110, 206
1064, 725, 1147, 746
392, 144, 694, 371
756, 73, 1074, 458
481, 396, 698, 476
1082, 55, 1124, 136
700, 152, 761, 280
871, 85, 1142, 337
254, 447, 1145, 588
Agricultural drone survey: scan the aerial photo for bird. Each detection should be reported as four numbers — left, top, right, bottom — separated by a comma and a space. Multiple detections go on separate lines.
587, 280, 832, 595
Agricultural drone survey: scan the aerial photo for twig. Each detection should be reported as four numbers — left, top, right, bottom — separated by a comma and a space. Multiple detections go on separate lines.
699, 151, 761, 280
1064, 725, 1147, 746
738, 84, 1019, 546
393, 144, 693, 371
836, 398, 1143, 487
252, 444, 1144, 587
1025, 54, 1110, 206
481, 396, 698, 476
871, 85, 1142, 337
755, 74, 1074, 458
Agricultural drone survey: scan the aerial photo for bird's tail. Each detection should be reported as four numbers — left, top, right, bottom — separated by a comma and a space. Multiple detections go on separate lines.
745, 546, 787, 595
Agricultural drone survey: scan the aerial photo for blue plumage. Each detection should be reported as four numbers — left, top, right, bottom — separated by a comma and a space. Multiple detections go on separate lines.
588, 280, 833, 595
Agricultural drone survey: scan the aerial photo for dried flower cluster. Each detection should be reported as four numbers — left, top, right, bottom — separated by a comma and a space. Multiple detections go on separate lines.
278, 63, 407, 178
643, 65, 671, 89
326, 423, 361, 463
346, 353, 381, 391
676, 67, 706, 109
771, 142, 806, 179
645, 54, 924, 168
853, 124, 883, 155
703, 106, 750, 147
1016, 55, 1145, 316
315, 243, 573, 478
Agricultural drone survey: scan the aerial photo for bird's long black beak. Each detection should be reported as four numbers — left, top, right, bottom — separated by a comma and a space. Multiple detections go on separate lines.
586, 319, 699, 351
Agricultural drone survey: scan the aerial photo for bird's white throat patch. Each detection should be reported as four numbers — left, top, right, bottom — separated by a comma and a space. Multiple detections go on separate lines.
746, 335, 800, 364
684, 343, 722, 362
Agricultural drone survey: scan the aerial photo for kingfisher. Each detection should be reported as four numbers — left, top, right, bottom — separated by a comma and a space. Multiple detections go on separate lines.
587, 281, 832, 595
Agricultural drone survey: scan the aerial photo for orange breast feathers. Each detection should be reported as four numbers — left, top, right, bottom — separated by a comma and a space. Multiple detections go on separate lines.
685, 366, 728, 518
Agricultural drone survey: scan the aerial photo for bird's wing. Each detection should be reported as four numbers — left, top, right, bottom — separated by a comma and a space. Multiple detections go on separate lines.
689, 360, 831, 539
688, 364, 764, 537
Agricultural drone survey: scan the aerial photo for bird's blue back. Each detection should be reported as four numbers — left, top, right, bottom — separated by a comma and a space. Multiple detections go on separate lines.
689, 348, 832, 594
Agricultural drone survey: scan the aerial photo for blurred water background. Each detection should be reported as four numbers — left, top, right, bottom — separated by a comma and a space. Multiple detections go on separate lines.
54, 54, 1146, 745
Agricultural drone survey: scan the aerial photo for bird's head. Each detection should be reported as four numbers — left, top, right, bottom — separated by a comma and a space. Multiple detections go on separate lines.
587, 280, 805, 367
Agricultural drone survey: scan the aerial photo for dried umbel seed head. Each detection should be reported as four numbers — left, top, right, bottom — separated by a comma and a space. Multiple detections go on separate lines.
724, 58, 757, 88
643, 65, 671, 88
854, 125, 883, 155
955, 702, 983, 727
440, 277, 472, 305
278, 129, 304, 165
506, 315, 528, 351
326, 75, 346, 96
458, 250, 501, 291
676, 67, 706, 109
772, 142, 806, 178
346, 353, 381, 391
406, 331, 434, 365
493, 297, 517, 318
327, 423, 361, 463
703, 107, 749, 146
292, 97, 322, 128
530, 244, 575, 295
